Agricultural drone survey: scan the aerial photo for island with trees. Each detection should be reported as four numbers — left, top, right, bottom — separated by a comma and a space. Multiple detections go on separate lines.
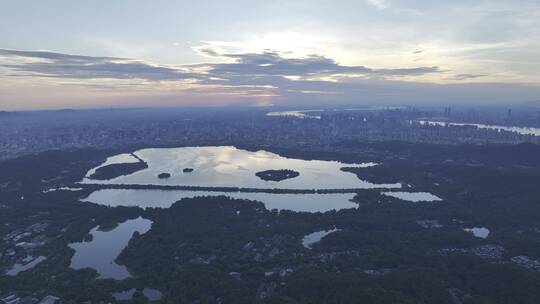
157, 172, 171, 179
255, 169, 300, 182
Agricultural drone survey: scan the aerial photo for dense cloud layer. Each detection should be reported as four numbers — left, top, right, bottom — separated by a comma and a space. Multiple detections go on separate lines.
1, 48, 538, 109
203, 51, 440, 77
0, 49, 198, 80
0, 49, 439, 82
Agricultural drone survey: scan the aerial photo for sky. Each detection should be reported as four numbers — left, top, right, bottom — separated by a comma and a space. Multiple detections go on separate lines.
1, 0, 539, 110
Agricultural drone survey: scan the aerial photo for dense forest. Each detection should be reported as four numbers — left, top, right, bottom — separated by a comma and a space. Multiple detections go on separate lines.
255, 169, 300, 182
88, 162, 148, 180
1, 142, 540, 303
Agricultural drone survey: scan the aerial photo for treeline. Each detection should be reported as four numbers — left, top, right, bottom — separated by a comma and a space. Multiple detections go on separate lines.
88, 161, 148, 180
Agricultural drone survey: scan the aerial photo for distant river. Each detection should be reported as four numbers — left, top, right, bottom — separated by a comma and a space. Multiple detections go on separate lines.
418, 120, 540, 137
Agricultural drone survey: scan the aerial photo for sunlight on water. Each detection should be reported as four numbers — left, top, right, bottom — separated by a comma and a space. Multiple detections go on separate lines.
82, 146, 400, 190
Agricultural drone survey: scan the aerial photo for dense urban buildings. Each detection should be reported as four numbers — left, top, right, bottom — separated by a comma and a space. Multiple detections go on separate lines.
2, 106, 540, 161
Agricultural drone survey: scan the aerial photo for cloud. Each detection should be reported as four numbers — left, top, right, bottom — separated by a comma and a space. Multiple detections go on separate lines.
191, 44, 225, 58
0, 49, 119, 62
0, 48, 440, 85
197, 50, 440, 80
0, 49, 199, 81
0, 48, 452, 107
446, 74, 488, 81
365, 0, 391, 9
2, 48, 539, 109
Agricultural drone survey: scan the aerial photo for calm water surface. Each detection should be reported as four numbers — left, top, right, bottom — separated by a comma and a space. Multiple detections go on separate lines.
464, 227, 490, 239
382, 191, 442, 202
68, 217, 152, 280
302, 228, 340, 249
82, 189, 359, 213
418, 120, 540, 136
82, 146, 400, 190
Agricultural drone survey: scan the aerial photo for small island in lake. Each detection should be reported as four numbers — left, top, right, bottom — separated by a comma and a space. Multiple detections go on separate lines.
157, 173, 171, 179
255, 169, 300, 182
183, 168, 194, 173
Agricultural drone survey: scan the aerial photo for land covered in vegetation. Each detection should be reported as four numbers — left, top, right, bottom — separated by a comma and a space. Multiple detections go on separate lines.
88, 162, 148, 180
255, 169, 300, 182
1, 142, 540, 303
157, 173, 171, 179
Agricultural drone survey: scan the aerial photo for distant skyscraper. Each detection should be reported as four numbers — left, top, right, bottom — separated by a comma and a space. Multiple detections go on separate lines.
443, 106, 451, 116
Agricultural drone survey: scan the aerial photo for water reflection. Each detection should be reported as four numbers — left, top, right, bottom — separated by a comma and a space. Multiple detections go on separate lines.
382, 191, 442, 202
68, 217, 152, 280
302, 228, 340, 249
82, 146, 400, 190
464, 227, 490, 239
418, 120, 540, 137
82, 189, 359, 213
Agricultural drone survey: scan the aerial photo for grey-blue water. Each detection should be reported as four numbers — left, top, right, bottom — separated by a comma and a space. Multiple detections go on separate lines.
82, 146, 400, 190
68, 217, 152, 280
82, 189, 358, 213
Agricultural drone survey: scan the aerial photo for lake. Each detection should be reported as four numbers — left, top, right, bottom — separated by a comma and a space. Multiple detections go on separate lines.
82, 146, 400, 190
77, 147, 447, 212
382, 191, 442, 202
302, 228, 340, 249
464, 227, 490, 239
82, 189, 359, 213
68, 217, 152, 280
